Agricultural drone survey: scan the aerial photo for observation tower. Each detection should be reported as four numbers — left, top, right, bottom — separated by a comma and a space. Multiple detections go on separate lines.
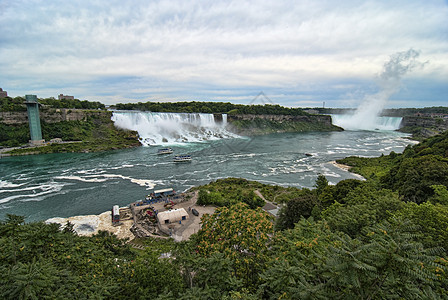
25, 95, 44, 144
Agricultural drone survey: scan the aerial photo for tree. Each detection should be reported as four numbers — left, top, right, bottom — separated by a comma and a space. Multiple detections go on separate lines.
395, 201, 448, 251
275, 189, 319, 231
193, 202, 273, 289
384, 155, 448, 203
260, 218, 448, 299
322, 186, 404, 237
314, 174, 328, 195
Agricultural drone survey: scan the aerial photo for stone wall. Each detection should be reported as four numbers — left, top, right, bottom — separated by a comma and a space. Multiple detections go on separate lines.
0, 109, 110, 125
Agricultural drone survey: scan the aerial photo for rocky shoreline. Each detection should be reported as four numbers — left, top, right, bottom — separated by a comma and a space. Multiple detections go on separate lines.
329, 160, 366, 181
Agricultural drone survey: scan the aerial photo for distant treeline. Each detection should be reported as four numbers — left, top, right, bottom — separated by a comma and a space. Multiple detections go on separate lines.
0, 97, 105, 112
113, 101, 309, 116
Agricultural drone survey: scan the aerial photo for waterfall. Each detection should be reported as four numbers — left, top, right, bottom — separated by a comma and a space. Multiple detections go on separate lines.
111, 111, 237, 145
332, 114, 402, 131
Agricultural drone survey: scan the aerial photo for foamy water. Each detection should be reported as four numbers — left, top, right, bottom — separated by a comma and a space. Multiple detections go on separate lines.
112, 111, 238, 145
332, 115, 403, 131
0, 129, 416, 222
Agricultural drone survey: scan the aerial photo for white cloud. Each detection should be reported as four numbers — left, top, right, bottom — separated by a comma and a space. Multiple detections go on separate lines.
0, 0, 447, 107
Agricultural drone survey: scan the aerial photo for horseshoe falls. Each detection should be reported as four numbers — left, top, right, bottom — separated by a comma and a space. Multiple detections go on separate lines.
331, 114, 403, 131
111, 111, 238, 145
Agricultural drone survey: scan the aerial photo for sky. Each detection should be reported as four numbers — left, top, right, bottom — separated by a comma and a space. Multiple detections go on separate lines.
0, 0, 447, 108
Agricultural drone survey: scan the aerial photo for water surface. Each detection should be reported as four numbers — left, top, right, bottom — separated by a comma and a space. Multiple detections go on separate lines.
0, 130, 415, 222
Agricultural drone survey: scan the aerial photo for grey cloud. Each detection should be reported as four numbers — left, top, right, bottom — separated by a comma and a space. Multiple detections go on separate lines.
0, 0, 447, 107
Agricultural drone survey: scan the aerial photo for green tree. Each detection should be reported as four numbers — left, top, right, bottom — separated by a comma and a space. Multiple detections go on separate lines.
384, 155, 448, 203
275, 189, 319, 231
322, 186, 403, 237
314, 174, 328, 195
193, 202, 273, 289
395, 201, 448, 251
260, 218, 447, 299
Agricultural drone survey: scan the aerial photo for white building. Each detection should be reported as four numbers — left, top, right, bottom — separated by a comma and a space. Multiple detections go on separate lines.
157, 208, 189, 224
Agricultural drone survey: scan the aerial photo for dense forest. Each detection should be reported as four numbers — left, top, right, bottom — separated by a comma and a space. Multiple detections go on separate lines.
2, 131, 448, 299
0, 97, 105, 111
113, 101, 309, 116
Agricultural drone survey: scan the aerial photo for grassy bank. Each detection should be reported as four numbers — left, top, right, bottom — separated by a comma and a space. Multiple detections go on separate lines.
2, 111, 140, 155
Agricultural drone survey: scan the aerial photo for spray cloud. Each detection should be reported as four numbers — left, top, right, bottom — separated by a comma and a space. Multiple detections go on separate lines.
335, 49, 426, 130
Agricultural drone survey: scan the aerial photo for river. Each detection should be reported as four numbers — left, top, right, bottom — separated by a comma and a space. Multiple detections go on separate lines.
0, 113, 416, 222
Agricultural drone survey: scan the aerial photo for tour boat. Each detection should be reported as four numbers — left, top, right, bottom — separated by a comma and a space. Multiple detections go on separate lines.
173, 155, 192, 162
157, 148, 174, 155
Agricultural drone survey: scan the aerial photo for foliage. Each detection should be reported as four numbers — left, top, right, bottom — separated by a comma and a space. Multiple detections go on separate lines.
0, 96, 105, 112
314, 174, 329, 195
195, 178, 266, 208
0, 97, 27, 112
339, 131, 448, 203
275, 188, 320, 231
430, 185, 448, 205
337, 154, 398, 184
0, 123, 30, 147
322, 185, 404, 237
0, 215, 186, 299
395, 201, 448, 251
260, 218, 448, 299
383, 155, 448, 203
410, 130, 448, 158
193, 202, 273, 289
114, 101, 309, 116
318, 178, 365, 207
39, 97, 105, 110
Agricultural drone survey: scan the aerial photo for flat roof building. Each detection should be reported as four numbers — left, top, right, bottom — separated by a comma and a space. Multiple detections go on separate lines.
58, 94, 74, 100
157, 208, 189, 224
0, 88, 7, 98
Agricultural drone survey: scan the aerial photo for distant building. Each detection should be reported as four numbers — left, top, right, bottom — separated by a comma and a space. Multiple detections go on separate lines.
58, 94, 74, 100
0, 88, 8, 98
49, 138, 63, 143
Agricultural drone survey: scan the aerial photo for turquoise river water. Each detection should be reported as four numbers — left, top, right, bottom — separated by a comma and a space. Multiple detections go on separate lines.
0, 113, 416, 222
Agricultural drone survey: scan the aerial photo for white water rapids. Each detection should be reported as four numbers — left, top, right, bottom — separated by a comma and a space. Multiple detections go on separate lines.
111, 111, 238, 145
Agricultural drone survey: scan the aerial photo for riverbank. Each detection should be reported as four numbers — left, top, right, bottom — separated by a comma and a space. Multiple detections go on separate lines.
46, 190, 216, 242
45, 185, 282, 242
329, 160, 366, 181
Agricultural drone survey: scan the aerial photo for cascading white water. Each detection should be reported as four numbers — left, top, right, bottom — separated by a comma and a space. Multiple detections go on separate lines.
332, 114, 402, 131
111, 111, 237, 145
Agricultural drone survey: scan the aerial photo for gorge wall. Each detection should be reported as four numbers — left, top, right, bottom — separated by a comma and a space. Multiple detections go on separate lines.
226, 114, 342, 135
0, 109, 109, 125
399, 115, 448, 138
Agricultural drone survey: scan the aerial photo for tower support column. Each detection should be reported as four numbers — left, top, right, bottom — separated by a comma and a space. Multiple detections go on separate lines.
25, 95, 44, 145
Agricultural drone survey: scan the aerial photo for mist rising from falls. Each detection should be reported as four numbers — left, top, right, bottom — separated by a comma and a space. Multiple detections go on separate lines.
336, 49, 425, 130
111, 111, 238, 145
332, 115, 403, 131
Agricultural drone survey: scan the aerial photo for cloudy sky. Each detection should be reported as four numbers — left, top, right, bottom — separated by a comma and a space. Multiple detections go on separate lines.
1, 0, 447, 108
